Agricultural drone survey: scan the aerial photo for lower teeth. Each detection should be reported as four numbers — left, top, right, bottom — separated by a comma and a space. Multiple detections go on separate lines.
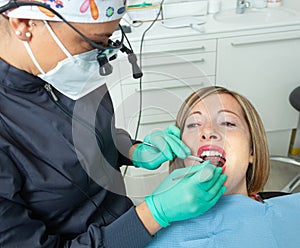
203, 156, 226, 167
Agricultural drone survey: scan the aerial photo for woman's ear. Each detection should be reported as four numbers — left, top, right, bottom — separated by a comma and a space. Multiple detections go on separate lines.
249, 149, 254, 164
9, 18, 32, 41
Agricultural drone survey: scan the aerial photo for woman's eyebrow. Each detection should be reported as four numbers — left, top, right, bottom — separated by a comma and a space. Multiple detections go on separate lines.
188, 109, 242, 118
188, 111, 202, 117
218, 109, 241, 118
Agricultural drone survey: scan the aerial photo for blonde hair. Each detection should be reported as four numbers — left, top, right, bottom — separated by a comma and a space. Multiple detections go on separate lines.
171, 86, 270, 195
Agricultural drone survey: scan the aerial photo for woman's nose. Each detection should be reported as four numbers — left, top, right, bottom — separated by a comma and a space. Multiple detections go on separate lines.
201, 133, 219, 140
200, 126, 221, 141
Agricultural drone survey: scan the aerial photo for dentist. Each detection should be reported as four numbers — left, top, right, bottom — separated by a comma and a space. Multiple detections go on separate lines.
0, 1, 226, 247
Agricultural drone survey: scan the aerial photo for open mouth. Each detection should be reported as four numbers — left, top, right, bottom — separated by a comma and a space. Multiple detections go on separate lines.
198, 146, 226, 167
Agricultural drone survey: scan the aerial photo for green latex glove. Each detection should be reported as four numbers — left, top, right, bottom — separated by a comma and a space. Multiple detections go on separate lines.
132, 125, 191, 170
145, 161, 227, 227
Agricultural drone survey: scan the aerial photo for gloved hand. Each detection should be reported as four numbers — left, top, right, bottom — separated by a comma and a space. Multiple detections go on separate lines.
145, 161, 227, 227
132, 125, 191, 170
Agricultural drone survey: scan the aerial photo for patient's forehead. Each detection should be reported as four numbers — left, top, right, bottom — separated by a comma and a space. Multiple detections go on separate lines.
190, 93, 244, 116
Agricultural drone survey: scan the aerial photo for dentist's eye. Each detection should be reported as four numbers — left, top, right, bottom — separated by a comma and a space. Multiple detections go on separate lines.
94, 41, 105, 46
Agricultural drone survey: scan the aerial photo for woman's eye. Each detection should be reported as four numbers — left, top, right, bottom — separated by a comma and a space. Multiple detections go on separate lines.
186, 123, 201, 129
221, 122, 236, 127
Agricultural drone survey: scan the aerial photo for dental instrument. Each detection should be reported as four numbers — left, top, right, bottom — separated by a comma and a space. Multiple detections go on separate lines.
142, 142, 204, 163
142, 142, 225, 181
172, 162, 216, 181
171, 171, 198, 181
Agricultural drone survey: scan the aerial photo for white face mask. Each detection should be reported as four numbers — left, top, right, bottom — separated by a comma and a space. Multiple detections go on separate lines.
23, 21, 106, 100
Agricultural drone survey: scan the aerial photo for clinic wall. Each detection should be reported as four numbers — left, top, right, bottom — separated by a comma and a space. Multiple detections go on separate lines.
282, 0, 300, 11
127, 0, 300, 11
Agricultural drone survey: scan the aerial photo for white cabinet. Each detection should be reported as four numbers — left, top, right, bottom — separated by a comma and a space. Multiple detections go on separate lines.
216, 30, 300, 155
118, 37, 217, 140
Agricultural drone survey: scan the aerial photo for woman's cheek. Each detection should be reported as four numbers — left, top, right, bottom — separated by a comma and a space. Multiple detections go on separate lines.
182, 135, 200, 167
182, 131, 197, 148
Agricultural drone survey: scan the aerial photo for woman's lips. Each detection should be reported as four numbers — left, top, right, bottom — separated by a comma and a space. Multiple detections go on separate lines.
197, 145, 226, 167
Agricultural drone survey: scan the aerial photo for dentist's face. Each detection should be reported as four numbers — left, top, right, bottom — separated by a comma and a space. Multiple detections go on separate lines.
181, 93, 253, 196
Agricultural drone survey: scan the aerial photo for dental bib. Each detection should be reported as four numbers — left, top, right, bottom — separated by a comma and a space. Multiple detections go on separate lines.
146, 193, 300, 248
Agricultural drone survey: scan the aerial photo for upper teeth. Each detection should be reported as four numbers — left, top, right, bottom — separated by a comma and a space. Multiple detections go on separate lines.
201, 150, 223, 158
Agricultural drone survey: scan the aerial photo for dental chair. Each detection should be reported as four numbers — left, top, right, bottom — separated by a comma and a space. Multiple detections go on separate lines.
268, 86, 300, 194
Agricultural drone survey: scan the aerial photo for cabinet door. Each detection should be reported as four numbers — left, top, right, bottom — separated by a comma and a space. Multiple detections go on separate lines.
119, 38, 217, 83
217, 30, 300, 132
122, 76, 215, 139
115, 38, 217, 139
217, 30, 300, 155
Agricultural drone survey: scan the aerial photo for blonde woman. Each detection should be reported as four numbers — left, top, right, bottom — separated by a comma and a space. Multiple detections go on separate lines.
147, 86, 300, 248
171, 86, 269, 199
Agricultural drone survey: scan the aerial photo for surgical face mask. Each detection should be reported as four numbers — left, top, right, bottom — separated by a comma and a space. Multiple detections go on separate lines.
23, 20, 106, 100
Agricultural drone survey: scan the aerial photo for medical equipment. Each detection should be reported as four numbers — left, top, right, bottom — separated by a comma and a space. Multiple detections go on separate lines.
143, 142, 204, 163
127, 2, 162, 22
0, 0, 143, 78
172, 164, 226, 181
172, 163, 215, 182
269, 86, 300, 193
161, 17, 206, 29
145, 161, 226, 228
172, 171, 199, 181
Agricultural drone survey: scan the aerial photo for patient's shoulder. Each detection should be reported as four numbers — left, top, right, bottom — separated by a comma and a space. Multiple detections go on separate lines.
264, 192, 300, 207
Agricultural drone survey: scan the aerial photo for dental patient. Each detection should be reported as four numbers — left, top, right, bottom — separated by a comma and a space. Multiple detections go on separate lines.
146, 86, 300, 248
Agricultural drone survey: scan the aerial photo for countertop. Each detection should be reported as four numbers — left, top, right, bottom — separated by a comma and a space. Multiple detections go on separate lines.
121, 6, 300, 44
